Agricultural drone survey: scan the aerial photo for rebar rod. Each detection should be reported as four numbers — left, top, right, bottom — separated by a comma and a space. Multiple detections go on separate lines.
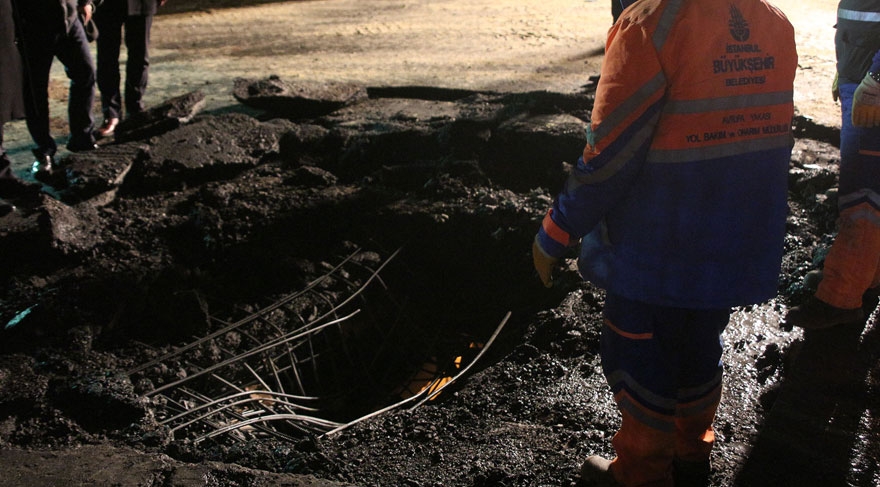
267, 355, 287, 396
413, 311, 510, 407
172, 387, 308, 441
126, 248, 371, 375
297, 247, 402, 332
132, 246, 497, 445
322, 311, 511, 437
286, 348, 307, 395
145, 310, 361, 396
172, 389, 251, 442
243, 362, 273, 397
166, 393, 325, 433
143, 248, 401, 395
195, 413, 345, 443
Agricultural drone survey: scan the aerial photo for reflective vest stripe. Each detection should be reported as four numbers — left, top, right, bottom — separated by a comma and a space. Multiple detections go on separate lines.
615, 390, 676, 431
608, 370, 678, 410
677, 371, 723, 403
652, 0, 684, 50
663, 91, 795, 114
647, 133, 793, 163
591, 72, 666, 143
839, 189, 880, 212
841, 204, 880, 225
572, 115, 659, 185
838, 8, 880, 23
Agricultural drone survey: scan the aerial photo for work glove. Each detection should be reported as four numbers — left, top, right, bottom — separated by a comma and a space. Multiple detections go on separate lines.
852, 73, 880, 127
532, 238, 558, 288
832, 72, 839, 102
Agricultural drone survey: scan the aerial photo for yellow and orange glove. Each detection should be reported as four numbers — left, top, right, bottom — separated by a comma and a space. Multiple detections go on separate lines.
532, 238, 558, 288
852, 73, 880, 127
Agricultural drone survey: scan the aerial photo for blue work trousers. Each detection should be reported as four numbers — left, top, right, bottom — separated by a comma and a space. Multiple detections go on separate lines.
600, 293, 730, 486
838, 82, 880, 199
815, 82, 880, 309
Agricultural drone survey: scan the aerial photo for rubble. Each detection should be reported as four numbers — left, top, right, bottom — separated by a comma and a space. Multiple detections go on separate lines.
0, 76, 877, 487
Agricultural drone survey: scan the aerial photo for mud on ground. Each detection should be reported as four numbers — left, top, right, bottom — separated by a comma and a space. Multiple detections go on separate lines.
1, 74, 877, 486
1, 1, 878, 487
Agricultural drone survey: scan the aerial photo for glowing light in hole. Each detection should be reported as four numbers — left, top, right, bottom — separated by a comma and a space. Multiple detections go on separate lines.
401, 342, 483, 401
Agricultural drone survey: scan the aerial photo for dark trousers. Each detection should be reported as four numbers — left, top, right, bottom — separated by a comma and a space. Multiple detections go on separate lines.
0, 124, 10, 178
612, 0, 623, 23
95, 11, 152, 120
20, 19, 96, 157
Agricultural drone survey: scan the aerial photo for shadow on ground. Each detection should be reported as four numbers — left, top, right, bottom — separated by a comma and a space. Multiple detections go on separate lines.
738, 297, 880, 486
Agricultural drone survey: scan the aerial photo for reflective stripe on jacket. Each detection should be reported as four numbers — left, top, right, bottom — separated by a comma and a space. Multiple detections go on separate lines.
536, 0, 797, 309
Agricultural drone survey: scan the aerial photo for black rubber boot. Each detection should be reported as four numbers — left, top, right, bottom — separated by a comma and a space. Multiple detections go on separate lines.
783, 296, 864, 330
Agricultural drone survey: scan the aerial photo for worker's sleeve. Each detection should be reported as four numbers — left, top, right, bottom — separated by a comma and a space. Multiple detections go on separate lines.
872, 49, 880, 74
535, 19, 667, 258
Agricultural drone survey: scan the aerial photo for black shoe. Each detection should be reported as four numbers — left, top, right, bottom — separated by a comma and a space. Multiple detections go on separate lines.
783, 296, 864, 330
580, 455, 620, 486
674, 458, 711, 487
802, 269, 823, 293
31, 150, 54, 182
67, 139, 98, 152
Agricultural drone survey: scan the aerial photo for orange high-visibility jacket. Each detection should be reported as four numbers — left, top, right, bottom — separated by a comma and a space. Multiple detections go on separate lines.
536, 0, 798, 308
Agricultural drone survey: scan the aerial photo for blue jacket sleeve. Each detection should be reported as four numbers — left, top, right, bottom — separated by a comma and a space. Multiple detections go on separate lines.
535, 16, 666, 258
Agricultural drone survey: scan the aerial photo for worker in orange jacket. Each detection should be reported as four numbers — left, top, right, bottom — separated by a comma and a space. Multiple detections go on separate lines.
533, 0, 797, 485
785, 0, 880, 330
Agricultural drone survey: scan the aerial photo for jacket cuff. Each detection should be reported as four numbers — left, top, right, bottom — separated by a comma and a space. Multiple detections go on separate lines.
535, 209, 571, 258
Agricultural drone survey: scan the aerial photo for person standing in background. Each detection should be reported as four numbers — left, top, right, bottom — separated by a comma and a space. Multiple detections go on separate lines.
15, 0, 101, 180
0, 0, 38, 210
784, 0, 880, 330
93, 0, 168, 139
0, 0, 25, 182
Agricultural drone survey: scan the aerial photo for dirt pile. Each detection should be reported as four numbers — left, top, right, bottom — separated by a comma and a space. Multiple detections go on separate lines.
0, 76, 877, 487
